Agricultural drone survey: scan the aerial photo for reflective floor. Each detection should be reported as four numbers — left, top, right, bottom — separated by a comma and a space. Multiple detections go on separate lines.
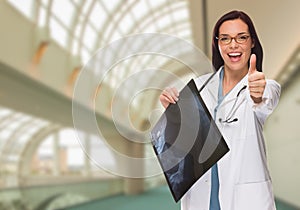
65, 186, 299, 210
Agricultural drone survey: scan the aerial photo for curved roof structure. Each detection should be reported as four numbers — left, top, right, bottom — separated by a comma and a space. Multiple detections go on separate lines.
0, 0, 300, 208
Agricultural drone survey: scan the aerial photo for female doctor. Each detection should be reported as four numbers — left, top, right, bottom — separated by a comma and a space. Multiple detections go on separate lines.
160, 10, 281, 210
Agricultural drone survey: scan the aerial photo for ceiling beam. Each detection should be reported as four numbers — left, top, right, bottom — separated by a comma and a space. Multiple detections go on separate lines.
0, 61, 132, 138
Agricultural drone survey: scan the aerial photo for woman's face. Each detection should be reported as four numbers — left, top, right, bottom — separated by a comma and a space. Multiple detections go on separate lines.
218, 19, 254, 74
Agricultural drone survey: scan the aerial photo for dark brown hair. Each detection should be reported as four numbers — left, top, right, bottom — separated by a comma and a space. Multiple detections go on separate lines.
212, 10, 263, 72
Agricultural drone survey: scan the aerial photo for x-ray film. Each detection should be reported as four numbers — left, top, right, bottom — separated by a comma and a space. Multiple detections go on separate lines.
150, 78, 229, 202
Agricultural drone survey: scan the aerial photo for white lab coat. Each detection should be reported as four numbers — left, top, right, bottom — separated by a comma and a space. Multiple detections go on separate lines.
181, 70, 281, 210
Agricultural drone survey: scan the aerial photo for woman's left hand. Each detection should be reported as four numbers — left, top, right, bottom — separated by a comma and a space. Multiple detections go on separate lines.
248, 54, 266, 104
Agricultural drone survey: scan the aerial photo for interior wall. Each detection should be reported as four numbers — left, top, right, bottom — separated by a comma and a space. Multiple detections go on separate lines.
206, 0, 300, 79
0, 1, 73, 94
0, 1, 33, 74
264, 69, 300, 206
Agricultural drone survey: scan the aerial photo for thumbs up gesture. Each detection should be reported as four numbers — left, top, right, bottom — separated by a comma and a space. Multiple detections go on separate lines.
248, 54, 266, 104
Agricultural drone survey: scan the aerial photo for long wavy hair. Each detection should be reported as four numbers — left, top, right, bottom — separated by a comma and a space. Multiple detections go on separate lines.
212, 10, 263, 72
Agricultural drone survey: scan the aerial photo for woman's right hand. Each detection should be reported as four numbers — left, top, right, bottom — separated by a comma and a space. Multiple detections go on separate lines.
159, 87, 179, 109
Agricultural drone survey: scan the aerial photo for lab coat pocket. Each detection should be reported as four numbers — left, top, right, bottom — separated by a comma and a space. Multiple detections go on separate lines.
233, 180, 276, 210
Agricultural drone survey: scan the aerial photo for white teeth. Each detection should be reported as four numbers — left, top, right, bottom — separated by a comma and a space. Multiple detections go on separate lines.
229, 53, 241, 57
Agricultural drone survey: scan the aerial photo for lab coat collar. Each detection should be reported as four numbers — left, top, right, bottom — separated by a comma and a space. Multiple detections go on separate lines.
203, 70, 219, 103
204, 67, 248, 105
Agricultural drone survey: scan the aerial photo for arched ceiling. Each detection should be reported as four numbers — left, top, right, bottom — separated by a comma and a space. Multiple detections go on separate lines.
1, 0, 300, 174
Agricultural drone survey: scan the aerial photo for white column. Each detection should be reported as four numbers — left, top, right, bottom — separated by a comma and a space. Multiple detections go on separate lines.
83, 134, 91, 176
53, 132, 60, 176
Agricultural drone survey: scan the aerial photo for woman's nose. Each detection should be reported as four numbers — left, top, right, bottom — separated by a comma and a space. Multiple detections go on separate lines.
229, 39, 239, 48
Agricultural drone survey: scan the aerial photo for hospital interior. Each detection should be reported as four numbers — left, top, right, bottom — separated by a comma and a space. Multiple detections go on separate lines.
0, 0, 299, 209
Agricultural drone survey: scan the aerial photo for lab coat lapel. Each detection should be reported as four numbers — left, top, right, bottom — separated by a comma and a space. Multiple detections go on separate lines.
199, 71, 248, 117
217, 75, 248, 123
201, 71, 220, 114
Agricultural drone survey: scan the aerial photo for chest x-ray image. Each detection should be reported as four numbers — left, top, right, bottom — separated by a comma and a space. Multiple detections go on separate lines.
150, 79, 229, 202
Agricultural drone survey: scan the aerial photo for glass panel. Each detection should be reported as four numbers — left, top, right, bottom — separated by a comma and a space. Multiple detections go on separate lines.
0, 107, 12, 117
148, 0, 164, 10
38, 7, 47, 27
109, 33, 122, 43
6, 115, 30, 131
110, 76, 117, 88
89, 2, 106, 31
51, 0, 75, 27
176, 27, 191, 39
59, 129, 86, 169
81, 48, 91, 64
131, 1, 148, 20
34, 136, 54, 174
6, 154, 19, 163
72, 39, 79, 55
72, 0, 82, 5
172, 8, 189, 22
41, 0, 50, 6
68, 148, 84, 167
81, 0, 93, 15
102, 22, 115, 42
118, 13, 135, 35
103, 0, 119, 13
0, 129, 11, 142
90, 134, 116, 168
7, 0, 34, 20
74, 23, 82, 38
38, 135, 54, 156
83, 24, 97, 51
142, 24, 156, 33
49, 18, 68, 48
18, 120, 48, 146
156, 14, 172, 31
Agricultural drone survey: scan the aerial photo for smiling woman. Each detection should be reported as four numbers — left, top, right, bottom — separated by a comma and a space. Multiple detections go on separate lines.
217, 19, 254, 76
212, 11, 264, 73
159, 10, 281, 210
1, 0, 299, 209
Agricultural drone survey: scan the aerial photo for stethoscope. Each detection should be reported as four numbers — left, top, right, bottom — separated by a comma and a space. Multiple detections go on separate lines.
218, 85, 247, 124
198, 71, 247, 124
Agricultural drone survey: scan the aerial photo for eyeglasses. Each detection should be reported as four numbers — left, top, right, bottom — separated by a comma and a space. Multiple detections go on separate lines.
216, 34, 251, 45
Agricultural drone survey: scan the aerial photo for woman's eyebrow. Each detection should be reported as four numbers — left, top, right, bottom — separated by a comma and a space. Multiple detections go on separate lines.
219, 32, 249, 36
237, 32, 249, 35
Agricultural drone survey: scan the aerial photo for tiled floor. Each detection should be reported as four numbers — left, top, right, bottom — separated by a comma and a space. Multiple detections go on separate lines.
66, 186, 299, 210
